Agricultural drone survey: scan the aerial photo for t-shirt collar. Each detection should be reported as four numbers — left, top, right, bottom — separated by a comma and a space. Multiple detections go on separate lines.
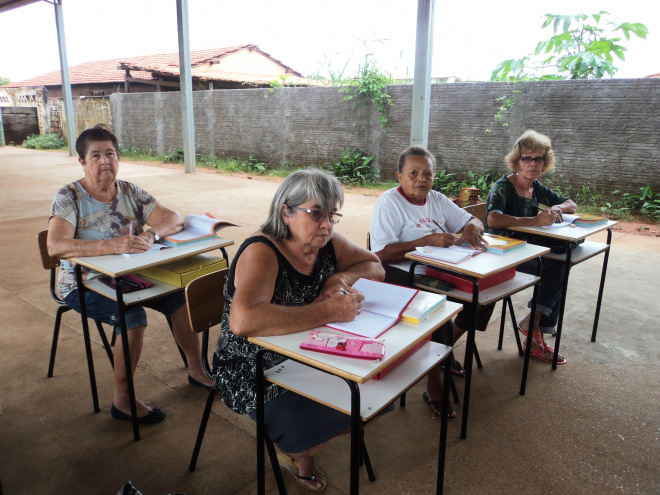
397, 186, 427, 206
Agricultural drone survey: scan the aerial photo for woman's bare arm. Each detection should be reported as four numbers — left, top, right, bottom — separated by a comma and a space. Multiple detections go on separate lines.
229, 241, 365, 337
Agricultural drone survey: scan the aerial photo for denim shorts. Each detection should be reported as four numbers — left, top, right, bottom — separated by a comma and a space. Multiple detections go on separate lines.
64, 289, 186, 336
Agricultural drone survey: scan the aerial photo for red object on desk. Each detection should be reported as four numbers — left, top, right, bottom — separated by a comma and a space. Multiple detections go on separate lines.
372, 335, 432, 380
425, 266, 516, 293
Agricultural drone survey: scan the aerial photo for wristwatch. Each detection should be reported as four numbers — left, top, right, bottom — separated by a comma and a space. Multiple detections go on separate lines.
146, 230, 160, 242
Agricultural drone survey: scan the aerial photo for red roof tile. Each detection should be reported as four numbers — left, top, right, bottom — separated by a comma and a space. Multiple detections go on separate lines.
2, 44, 303, 88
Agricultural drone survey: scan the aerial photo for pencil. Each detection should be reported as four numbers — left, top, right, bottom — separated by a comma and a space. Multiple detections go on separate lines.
129, 221, 134, 235
530, 203, 547, 212
432, 220, 446, 233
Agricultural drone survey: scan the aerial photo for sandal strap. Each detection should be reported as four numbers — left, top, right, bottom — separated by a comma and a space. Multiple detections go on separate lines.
286, 465, 318, 482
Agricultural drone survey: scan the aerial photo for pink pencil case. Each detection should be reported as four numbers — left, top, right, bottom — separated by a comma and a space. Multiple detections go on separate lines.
300, 330, 385, 360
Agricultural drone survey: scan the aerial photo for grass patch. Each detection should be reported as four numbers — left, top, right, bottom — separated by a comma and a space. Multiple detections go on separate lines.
23, 133, 67, 150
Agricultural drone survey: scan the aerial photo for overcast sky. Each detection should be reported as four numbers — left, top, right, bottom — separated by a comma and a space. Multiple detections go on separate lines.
0, 0, 657, 83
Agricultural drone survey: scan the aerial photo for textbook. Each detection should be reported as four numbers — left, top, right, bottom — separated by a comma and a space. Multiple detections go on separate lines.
325, 278, 419, 339
413, 245, 482, 264
300, 330, 385, 360
571, 214, 609, 226
161, 213, 238, 246
482, 234, 527, 254
400, 291, 447, 324
542, 213, 609, 229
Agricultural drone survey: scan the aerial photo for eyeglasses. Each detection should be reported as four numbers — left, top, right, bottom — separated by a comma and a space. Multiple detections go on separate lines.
520, 155, 545, 165
287, 205, 342, 224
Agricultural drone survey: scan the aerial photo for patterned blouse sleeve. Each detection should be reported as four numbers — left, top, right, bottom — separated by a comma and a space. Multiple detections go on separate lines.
49, 185, 78, 230
535, 181, 569, 207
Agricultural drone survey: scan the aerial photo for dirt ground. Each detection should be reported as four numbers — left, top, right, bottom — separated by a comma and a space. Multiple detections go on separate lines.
127, 159, 660, 238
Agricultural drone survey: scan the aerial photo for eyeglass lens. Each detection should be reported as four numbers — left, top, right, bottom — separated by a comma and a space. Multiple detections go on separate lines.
520, 155, 545, 164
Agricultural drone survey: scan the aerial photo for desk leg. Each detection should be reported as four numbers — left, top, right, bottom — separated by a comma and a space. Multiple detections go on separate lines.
256, 350, 266, 495
459, 279, 479, 440
591, 229, 612, 342
342, 379, 361, 495
552, 245, 573, 370
74, 265, 100, 413
114, 279, 140, 442
437, 342, 452, 494
520, 257, 541, 395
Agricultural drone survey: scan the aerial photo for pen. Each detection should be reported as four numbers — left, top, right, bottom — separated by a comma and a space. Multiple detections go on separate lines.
432, 220, 446, 233
129, 221, 134, 235
530, 203, 548, 212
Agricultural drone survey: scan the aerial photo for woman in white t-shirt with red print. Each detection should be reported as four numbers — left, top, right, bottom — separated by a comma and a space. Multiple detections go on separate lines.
370, 146, 494, 418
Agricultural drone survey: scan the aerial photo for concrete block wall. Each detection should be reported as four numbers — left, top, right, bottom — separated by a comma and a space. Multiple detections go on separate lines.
110, 79, 660, 196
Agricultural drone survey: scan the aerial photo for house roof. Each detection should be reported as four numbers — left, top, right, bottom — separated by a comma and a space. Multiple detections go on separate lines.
2, 44, 306, 88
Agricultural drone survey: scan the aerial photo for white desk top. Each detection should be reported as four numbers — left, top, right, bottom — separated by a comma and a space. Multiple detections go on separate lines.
510, 220, 617, 242
266, 341, 451, 420
68, 237, 233, 278
249, 300, 462, 384
406, 243, 549, 279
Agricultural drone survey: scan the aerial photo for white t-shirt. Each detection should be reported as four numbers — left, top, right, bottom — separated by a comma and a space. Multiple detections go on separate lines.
370, 187, 471, 272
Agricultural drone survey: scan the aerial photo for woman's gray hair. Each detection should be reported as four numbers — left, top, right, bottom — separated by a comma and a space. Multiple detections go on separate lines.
261, 168, 345, 240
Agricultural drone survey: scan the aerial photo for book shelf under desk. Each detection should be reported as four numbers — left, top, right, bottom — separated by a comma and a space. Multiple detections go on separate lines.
416, 272, 539, 305
541, 240, 609, 265
84, 276, 181, 305
265, 341, 451, 421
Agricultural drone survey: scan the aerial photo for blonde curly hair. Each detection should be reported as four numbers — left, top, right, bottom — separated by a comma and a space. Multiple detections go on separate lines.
505, 129, 555, 174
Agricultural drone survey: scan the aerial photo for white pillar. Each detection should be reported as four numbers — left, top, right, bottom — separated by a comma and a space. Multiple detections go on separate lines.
54, 0, 76, 156
177, 0, 196, 173
410, 0, 436, 149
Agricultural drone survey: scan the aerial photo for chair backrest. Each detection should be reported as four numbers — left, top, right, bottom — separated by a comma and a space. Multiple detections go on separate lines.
463, 202, 487, 224
185, 268, 229, 334
38, 230, 60, 270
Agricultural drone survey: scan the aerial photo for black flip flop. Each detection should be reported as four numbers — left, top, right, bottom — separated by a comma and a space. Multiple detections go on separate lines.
422, 391, 456, 418
110, 404, 166, 424
451, 360, 466, 377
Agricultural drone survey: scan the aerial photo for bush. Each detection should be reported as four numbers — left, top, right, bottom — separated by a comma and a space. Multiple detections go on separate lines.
330, 148, 379, 185
23, 133, 67, 150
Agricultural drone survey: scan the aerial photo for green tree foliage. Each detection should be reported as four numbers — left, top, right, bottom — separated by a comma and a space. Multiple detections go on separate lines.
491, 12, 648, 80
0, 76, 10, 86
340, 54, 394, 131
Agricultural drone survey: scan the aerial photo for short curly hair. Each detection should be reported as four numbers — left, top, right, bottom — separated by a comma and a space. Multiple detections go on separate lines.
505, 129, 555, 174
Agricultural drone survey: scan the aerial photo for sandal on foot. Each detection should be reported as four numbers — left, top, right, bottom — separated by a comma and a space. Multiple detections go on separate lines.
277, 453, 327, 492
110, 404, 166, 424
517, 326, 529, 338
523, 340, 567, 365
188, 374, 214, 391
451, 360, 466, 377
422, 391, 456, 418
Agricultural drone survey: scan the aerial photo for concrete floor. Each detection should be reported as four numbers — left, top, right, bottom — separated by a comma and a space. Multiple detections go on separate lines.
1, 146, 658, 495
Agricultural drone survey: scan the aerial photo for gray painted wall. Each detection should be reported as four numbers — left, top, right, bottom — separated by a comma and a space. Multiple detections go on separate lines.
110, 79, 660, 196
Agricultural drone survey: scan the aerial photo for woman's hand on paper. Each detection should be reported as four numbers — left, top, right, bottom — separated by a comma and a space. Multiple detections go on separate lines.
536, 209, 560, 226
325, 290, 365, 322
108, 234, 152, 254
456, 223, 488, 250
420, 233, 457, 248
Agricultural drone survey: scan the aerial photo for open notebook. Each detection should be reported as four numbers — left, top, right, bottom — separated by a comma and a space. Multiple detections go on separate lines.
325, 278, 418, 339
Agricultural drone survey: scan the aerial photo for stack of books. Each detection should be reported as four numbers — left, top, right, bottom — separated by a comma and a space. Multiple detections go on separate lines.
571, 214, 609, 227
482, 234, 527, 254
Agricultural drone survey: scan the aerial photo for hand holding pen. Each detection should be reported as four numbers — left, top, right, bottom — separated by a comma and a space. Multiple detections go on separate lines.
531, 203, 562, 224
